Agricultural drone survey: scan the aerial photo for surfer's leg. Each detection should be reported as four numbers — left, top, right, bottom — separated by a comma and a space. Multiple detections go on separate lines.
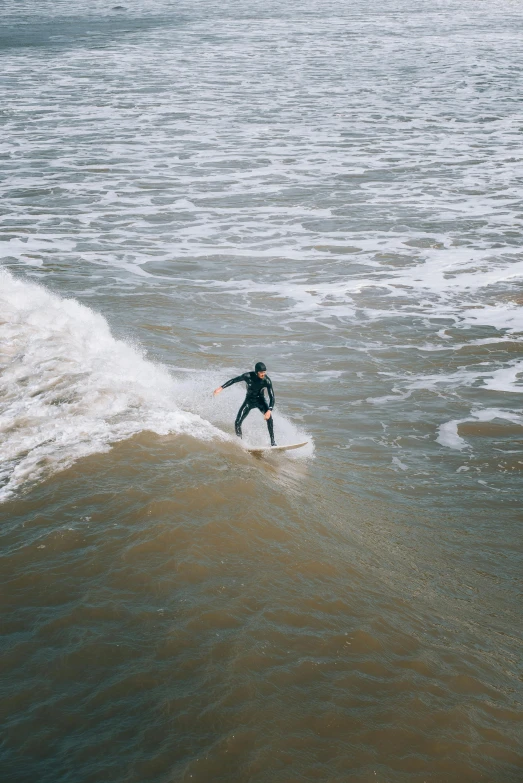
267, 415, 276, 446
235, 400, 252, 438
258, 401, 276, 446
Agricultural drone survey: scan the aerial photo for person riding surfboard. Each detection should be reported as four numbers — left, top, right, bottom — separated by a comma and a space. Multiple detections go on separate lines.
213, 362, 276, 446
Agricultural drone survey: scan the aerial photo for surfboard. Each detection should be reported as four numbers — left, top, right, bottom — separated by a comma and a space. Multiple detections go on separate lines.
246, 441, 308, 454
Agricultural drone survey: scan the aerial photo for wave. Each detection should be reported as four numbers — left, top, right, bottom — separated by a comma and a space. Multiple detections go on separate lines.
0, 270, 226, 501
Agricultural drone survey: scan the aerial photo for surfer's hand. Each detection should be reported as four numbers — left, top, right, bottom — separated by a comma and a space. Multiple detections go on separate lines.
213, 387, 223, 396
264, 410, 272, 420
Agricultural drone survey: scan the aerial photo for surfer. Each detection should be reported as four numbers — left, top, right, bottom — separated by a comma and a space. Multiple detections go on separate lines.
213, 362, 276, 446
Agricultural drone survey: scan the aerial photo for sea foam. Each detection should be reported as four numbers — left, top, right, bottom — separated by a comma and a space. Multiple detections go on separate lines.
0, 270, 225, 501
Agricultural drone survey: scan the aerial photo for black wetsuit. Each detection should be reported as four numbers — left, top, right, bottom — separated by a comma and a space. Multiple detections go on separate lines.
222, 372, 276, 444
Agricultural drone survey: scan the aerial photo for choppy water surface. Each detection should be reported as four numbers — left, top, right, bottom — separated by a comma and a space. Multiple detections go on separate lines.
1, 0, 522, 780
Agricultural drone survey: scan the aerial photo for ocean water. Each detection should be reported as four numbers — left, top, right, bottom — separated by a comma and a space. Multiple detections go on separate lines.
1, 0, 522, 781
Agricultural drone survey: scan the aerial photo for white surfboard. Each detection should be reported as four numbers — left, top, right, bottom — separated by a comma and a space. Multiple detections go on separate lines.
246, 441, 308, 454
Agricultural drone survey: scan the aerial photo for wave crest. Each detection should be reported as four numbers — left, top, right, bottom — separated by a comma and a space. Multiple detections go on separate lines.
0, 270, 224, 501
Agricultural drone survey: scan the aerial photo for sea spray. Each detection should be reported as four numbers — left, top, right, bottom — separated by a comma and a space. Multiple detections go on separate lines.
0, 270, 225, 501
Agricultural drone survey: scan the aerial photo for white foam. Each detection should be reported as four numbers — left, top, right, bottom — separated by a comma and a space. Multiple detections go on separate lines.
177, 248, 523, 334
373, 359, 523, 398
461, 304, 523, 335
0, 270, 226, 501
392, 456, 408, 471
437, 420, 469, 451
437, 408, 523, 451
482, 362, 523, 394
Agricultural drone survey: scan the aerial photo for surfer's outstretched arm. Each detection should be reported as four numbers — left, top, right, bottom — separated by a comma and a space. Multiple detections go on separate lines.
213, 374, 247, 396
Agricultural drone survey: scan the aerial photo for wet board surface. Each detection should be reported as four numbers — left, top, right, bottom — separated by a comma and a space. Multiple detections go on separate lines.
246, 441, 308, 454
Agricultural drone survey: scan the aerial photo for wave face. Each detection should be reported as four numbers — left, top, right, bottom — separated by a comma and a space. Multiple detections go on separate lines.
0, 270, 224, 501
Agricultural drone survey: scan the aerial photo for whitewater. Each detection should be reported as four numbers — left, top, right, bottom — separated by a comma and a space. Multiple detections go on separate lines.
0, 270, 221, 500
0, 270, 312, 501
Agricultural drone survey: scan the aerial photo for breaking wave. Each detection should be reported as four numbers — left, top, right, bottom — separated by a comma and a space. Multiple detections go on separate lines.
0, 270, 226, 501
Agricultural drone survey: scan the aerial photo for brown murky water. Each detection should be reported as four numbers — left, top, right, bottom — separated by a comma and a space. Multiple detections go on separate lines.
3, 434, 522, 782
1, 0, 523, 780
